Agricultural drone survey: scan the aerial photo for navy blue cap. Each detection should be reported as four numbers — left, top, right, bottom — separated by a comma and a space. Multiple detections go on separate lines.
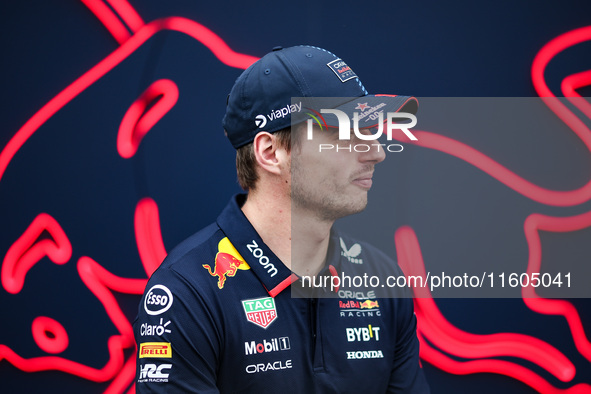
222, 45, 418, 149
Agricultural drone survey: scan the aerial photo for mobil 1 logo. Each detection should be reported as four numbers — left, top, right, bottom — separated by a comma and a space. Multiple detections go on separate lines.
245, 337, 291, 355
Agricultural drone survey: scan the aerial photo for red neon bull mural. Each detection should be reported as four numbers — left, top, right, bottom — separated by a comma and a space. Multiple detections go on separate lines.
1, 0, 590, 392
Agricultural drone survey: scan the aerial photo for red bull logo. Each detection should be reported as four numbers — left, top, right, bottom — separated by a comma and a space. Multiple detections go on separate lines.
359, 300, 379, 309
203, 237, 250, 289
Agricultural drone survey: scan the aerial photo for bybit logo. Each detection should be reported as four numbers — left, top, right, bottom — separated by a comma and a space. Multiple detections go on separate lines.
346, 325, 381, 342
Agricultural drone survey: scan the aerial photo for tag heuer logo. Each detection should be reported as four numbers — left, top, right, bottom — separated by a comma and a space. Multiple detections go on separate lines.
242, 297, 278, 329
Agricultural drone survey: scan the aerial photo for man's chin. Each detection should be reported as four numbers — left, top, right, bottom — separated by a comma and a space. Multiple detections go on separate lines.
338, 195, 369, 218
351, 200, 369, 215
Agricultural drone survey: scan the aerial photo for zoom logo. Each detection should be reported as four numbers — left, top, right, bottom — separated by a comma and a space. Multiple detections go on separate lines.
246, 240, 277, 277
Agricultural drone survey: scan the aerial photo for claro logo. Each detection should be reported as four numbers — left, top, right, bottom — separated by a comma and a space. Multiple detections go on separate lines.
144, 285, 174, 315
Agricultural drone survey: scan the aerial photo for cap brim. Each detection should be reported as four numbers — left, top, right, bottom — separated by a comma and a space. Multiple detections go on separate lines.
324, 95, 418, 129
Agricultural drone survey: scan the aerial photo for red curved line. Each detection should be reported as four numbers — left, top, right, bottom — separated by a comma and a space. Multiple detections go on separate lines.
6, 10, 586, 393
1, 213, 72, 294
105, 0, 144, 32
418, 333, 591, 393
386, 26, 591, 208
532, 26, 591, 99
394, 226, 576, 382
531, 26, 591, 150
562, 69, 591, 97
399, 26, 591, 389
32, 316, 69, 354
81, 259, 148, 295
522, 212, 591, 362
160, 18, 259, 69
0, 16, 256, 388
78, 257, 146, 343
397, 130, 591, 207
0, 336, 125, 382
562, 70, 591, 120
0, 256, 146, 382
103, 352, 137, 394
415, 300, 575, 382
117, 79, 179, 158
134, 198, 167, 277
80, 0, 131, 44
0, 17, 258, 185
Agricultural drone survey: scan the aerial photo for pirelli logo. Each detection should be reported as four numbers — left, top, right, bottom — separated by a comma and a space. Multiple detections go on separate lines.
139, 342, 172, 358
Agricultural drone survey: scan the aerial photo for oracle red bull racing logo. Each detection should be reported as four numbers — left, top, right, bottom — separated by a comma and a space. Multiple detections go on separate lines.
203, 237, 250, 289
339, 299, 381, 318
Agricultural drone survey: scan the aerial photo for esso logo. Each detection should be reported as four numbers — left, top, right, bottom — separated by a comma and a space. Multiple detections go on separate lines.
144, 285, 173, 315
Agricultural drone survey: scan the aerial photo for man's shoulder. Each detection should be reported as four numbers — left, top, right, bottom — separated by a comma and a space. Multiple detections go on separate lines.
148, 222, 224, 287
162, 222, 221, 267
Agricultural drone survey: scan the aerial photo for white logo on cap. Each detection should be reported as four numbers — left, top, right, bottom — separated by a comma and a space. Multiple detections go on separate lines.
255, 115, 267, 128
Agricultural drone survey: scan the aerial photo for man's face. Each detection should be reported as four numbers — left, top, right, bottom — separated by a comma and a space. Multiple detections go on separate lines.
290, 125, 386, 221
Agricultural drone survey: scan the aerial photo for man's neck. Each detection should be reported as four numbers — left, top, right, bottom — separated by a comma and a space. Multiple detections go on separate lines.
241, 190, 333, 276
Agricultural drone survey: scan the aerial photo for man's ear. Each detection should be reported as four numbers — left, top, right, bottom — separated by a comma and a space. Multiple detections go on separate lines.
252, 132, 283, 176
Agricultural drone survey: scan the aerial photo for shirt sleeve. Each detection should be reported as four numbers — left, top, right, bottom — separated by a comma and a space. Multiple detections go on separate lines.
134, 266, 221, 393
387, 297, 430, 393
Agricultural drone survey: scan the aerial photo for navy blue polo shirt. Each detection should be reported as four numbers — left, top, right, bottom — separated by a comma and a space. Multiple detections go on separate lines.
134, 194, 429, 393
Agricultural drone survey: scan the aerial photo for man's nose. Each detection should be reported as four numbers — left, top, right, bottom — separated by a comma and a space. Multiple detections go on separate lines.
357, 139, 386, 164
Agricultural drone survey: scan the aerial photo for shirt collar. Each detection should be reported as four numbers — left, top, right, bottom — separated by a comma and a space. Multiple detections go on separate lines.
289, 227, 345, 297
216, 194, 294, 297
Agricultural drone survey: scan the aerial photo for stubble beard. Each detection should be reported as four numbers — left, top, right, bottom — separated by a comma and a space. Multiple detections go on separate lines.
290, 165, 370, 222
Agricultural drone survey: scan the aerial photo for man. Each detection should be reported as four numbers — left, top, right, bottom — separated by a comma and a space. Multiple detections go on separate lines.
134, 45, 429, 393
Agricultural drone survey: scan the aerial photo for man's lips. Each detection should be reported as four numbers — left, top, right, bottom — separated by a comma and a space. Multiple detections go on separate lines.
352, 173, 373, 189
